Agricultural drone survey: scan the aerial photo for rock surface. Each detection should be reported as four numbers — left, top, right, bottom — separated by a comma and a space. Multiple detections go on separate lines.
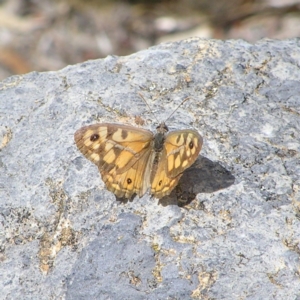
0, 38, 299, 299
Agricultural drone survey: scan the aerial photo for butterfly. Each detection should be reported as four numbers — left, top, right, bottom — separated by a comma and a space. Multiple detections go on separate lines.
74, 120, 203, 199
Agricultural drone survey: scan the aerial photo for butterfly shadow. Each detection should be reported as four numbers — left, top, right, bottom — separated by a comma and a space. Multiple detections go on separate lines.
158, 155, 235, 207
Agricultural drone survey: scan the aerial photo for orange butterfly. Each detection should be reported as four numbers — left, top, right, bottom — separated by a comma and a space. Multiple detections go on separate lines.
74, 121, 202, 199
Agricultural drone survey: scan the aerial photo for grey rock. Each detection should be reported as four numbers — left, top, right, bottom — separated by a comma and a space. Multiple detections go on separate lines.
0, 38, 300, 299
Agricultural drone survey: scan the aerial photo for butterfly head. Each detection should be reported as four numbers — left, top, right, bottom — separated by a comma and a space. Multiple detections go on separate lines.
156, 122, 169, 134
154, 122, 169, 152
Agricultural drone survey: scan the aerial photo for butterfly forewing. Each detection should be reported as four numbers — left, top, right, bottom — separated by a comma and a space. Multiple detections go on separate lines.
150, 129, 202, 198
74, 123, 155, 198
75, 123, 153, 168
164, 130, 203, 177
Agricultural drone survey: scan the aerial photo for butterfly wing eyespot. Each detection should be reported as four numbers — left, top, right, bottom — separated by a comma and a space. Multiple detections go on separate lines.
90, 133, 100, 141
74, 123, 154, 198
151, 129, 202, 198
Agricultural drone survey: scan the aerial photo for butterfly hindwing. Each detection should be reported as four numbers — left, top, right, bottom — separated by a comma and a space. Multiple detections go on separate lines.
150, 148, 183, 199
101, 147, 154, 198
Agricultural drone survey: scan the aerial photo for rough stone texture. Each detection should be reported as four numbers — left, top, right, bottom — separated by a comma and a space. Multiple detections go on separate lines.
0, 38, 300, 299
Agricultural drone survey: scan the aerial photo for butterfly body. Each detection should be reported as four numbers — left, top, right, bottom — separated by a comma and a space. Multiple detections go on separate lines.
74, 122, 202, 199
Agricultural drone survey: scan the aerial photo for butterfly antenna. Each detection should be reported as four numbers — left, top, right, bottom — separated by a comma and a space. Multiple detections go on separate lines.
138, 92, 160, 124
164, 96, 191, 123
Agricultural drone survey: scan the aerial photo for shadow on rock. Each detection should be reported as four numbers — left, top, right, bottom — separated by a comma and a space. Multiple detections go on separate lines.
159, 155, 235, 207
